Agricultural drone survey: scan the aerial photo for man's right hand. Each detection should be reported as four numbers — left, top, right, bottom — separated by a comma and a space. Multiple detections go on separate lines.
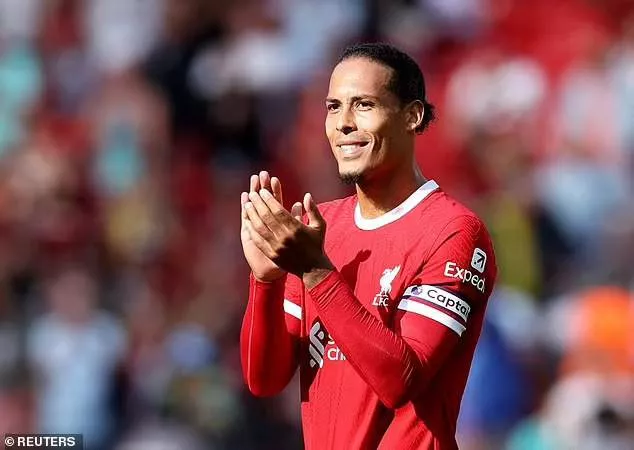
241, 171, 288, 282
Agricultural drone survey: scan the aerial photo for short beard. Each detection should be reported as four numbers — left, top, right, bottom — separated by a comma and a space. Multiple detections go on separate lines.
339, 172, 365, 186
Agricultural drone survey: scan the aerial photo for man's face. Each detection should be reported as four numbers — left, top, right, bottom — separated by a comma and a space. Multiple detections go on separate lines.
325, 58, 410, 184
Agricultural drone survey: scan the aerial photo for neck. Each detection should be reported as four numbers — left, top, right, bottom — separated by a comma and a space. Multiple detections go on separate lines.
355, 162, 426, 219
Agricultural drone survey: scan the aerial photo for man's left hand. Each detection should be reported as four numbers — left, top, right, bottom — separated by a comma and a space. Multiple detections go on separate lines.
243, 189, 334, 278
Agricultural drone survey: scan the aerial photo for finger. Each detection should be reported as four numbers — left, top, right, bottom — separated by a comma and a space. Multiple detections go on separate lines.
259, 188, 294, 226
244, 200, 276, 241
290, 202, 303, 221
240, 192, 249, 222
304, 193, 325, 228
244, 217, 276, 258
270, 176, 283, 205
259, 171, 271, 191
250, 174, 260, 193
248, 191, 284, 236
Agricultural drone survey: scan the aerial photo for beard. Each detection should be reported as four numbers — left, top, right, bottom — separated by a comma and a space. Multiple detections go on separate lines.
339, 171, 364, 185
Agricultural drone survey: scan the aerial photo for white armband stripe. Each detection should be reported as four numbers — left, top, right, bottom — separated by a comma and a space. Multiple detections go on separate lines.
403, 285, 471, 322
397, 299, 466, 336
283, 299, 302, 320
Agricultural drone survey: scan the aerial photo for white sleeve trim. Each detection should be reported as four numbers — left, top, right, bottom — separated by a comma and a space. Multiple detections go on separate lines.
283, 299, 302, 320
397, 299, 466, 336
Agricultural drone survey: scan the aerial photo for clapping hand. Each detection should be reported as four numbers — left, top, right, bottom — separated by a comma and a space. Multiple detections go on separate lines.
241, 172, 333, 279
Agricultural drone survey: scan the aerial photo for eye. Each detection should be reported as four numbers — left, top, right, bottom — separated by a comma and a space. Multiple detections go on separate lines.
326, 103, 340, 112
356, 101, 374, 110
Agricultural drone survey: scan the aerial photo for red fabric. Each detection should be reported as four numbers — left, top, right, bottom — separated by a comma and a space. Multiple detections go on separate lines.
302, 195, 495, 450
307, 269, 453, 410
241, 184, 497, 449
240, 274, 300, 396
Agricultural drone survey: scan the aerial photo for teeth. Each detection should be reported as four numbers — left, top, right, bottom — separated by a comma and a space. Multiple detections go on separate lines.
340, 144, 364, 153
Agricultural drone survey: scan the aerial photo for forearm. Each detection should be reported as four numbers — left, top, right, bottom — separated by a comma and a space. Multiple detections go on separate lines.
240, 274, 299, 396
306, 270, 428, 409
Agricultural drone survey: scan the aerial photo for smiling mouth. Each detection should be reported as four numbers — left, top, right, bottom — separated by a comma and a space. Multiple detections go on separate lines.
337, 142, 370, 158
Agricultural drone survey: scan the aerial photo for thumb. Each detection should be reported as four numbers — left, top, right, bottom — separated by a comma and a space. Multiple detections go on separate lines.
303, 193, 324, 229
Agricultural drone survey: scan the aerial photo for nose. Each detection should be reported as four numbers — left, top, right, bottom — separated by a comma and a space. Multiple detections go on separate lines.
336, 106, 357, 134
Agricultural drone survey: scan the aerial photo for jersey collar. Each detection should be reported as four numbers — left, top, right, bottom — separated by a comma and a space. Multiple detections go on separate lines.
354, 180, 439, 231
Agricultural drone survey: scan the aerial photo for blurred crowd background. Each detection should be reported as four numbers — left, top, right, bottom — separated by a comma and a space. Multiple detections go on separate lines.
0, 0, 633, 449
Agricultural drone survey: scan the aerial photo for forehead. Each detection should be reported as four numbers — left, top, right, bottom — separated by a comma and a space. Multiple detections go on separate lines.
328, 57, 394, 100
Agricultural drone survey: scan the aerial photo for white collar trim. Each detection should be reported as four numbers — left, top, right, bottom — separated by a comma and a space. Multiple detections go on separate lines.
354, 180, 439, 231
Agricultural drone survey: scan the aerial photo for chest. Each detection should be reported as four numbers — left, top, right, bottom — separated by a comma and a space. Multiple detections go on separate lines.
306, 233, 427, 326
298, 232, 428, 385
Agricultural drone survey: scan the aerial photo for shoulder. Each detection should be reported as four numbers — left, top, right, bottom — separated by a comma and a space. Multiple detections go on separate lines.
412, 190, 496, 280
418, 192, 497, 296
425, 190, 482, 223
418, 190, 490, 244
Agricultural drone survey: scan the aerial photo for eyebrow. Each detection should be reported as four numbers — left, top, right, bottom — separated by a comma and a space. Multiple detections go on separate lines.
325, 95, 380, 104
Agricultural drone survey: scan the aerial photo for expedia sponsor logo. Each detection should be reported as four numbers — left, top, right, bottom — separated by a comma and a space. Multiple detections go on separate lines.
471, 248, 487, 273
444, 261, 486, 293
404, 285, 471, 322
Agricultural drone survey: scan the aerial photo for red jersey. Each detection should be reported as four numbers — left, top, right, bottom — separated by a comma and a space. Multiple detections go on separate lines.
241, 180, 497, 450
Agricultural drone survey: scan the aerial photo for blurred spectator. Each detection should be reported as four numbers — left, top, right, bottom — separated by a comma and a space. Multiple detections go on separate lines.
0, 0, 42, 42
610, 13, 634, 166
123, 284, 171, 422
27, 267, 126, 449
87, 68, 170, 265
418, 0, 492, 41
507, 373, 634, 450
0, 40, 43, 156
84, 0, 164, 75
554, 31, 628, 165
115, 421, 208, 450
534, 150, 629, 261
446, 45, 546, 143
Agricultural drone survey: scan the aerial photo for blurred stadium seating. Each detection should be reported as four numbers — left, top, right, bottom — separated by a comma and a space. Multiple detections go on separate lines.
0, 0, 632, 448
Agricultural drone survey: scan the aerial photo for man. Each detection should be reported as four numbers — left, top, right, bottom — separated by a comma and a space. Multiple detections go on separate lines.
239, 43, 497, 450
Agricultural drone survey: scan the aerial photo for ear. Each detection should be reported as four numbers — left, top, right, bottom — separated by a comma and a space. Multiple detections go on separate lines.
405, 100, 425, 132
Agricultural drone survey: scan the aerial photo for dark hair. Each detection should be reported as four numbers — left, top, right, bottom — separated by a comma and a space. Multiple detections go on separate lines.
338, 42, 436, 133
